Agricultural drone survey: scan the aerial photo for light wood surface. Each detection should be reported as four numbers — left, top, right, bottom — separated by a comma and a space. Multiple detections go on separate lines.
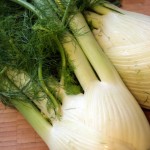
122, 0, 150, 15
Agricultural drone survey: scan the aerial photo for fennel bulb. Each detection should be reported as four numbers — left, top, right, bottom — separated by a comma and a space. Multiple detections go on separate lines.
84, 81, 150, 150
14, 93, 137, 150
1, 1, 150, 150
85, 3, 150, 108
66, 11, 150, 149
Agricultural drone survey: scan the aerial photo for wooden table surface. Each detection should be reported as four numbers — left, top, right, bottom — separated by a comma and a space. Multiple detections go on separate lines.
122, 0, 150, 15
0, 0, 150, 149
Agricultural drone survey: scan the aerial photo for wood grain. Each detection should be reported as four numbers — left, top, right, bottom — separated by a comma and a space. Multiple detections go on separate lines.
122, 0, 150, 15
0, 1, 150, 149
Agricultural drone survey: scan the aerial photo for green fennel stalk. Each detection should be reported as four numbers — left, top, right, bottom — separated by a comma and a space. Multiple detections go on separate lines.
10, 0, 98, 90
1, 1, 150, 150
1, 0, 97, 121
12, 99, 52, 146
0, 1, 62, 119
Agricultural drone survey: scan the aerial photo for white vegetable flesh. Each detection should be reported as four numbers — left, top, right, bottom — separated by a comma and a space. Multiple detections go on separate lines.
48, 81, 150, 150
87, 6, 150, 108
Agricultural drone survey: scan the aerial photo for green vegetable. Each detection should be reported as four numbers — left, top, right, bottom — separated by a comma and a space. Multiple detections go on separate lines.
0, 1, 150, 150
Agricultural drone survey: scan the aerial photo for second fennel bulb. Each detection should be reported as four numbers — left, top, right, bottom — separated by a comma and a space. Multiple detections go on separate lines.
85, 3, 150, 108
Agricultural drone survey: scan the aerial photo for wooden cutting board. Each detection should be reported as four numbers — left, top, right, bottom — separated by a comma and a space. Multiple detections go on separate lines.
0, 0, 150, 149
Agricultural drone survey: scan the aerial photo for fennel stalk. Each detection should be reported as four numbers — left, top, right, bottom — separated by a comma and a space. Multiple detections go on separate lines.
1, 1, 150, 149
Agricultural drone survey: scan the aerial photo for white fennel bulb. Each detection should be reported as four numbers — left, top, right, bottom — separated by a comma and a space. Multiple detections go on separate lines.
64, 12, 150, 149
14, 93, 136, 150
85, 3, 150, 108
84, 81, 150, 150
49, 93, 137, 150
4, 1, 150, 150
48, 80, 150, 150
11, 33, 150, 150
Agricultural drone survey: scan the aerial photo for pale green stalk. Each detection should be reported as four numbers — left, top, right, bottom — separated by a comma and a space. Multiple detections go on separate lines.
62, 33, 98, 90
38, 61, 61, 112
61, 0, 72, 25
84, 11, 103, 29
12, 99, 52, 148
11, 0, 98, 91
5, 68, 54, 119
11, 0, 43, 18
92, 4, 112, 15
69, 12, 121, 84
54, 36, 66, 86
